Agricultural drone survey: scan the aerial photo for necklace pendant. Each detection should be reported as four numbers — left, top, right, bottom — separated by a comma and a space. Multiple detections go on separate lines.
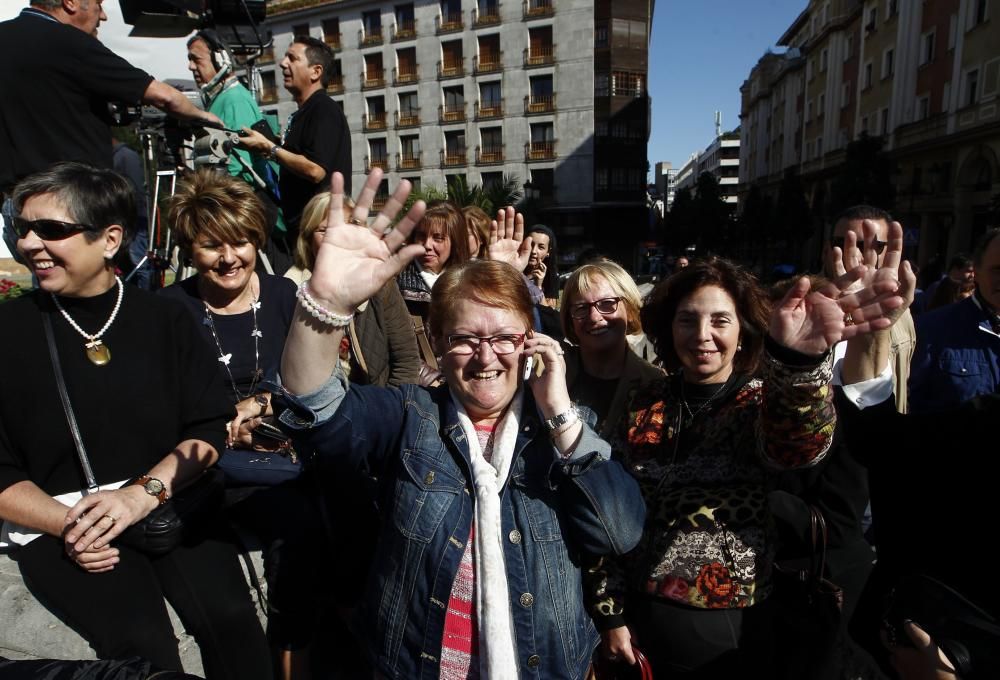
85, 340, 111, 366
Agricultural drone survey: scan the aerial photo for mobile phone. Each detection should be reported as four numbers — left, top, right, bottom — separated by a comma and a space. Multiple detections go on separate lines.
522, 356, 535, 381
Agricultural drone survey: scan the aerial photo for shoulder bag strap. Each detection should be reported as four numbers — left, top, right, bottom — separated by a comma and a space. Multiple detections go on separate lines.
42, 313, 99, 493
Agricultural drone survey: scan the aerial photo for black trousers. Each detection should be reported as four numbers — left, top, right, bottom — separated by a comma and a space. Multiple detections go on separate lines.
14, 532, 272, 680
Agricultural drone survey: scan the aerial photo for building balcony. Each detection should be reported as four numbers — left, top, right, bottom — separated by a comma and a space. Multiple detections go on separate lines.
323, 33, 341, 50
325, 75, 344, 95
396, 152, 422, 171
392, 20, 417, 42
473, 53, 503, 75
365, 155, 390, 172
395, 110, 421, 128
268, 0, 329, 16
525, 140, 556, 161
440, 148, 468, 167
258, 47, 275, 65
523, 46, 554, 68
475, 100, 504, 120
372, 191, 389, 210
473, 5, 501, 27
393, 66, 420, 85
476, 146, 505, 165
437, 60, 465, 80
259, 89, 279, 105
362, 112, 387, 131
436, 13, 464, 34
439, 104, 466, 123
361, 70, 385, 90
359, 28, 384, 47
523, 0, 554, 19
524, 94, 555, 114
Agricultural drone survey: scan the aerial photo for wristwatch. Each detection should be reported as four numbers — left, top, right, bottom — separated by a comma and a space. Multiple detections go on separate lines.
268, 144, 281, 160
254, 392, 270, 416
543, 406, 579, 432
133, 475, 168, 505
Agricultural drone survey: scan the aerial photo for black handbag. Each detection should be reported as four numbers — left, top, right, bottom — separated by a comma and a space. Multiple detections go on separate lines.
216, 420, 302, 487
43, 314, 224, 557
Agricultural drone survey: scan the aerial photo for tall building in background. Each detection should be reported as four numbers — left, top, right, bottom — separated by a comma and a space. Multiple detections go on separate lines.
740, 0, 1000, 269
654, 160, 678, 209
262, 0, 653, 264
673, 130, 742, 205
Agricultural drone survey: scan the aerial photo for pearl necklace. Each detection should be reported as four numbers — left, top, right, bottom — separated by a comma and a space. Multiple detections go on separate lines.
202, 289, 263, 403
51, 277, 124, 366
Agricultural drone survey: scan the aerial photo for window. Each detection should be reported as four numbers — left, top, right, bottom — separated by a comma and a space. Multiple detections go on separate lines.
917, 95, 930, 120
477, 34, 501, 69
920, 31, 935, 65
595, 22, 608, 48
818, 92, 825, 116
965, 69, 980, 106
396, 47, 417, 80
863, 61, 873, 89
820, 48, 828, 72
530, 122, 554, 143
322, 18, 340, 46
805, 98, 813, 121
480, 126, 502, 152
807, 59, 814, 81
367, 95, 386, 116
398, 91, 418, 116
530, 74, 553, 99
594, 74, 609, 97
369, 138, 388, 163
611, 71, 643, 97
841, 81, 850, 108
949, 14, 958, 49
882, 47, 894, 79
816, 136, 823, 156
860, 115, 869, 135
362, 11, 381, 36
441, 39, 463, 75
866, 6, 878, 31
886, 0, 898, 18
293, 23, 310, 37
444, 85, 464, 110
844, 35, 853, 62
479, 81, 501, 107
445, 130, 466, 155
395, 3, 415, 26
610, 18, 647, 49
406, 177, 421, 192
967, 0, 989, 30
880, 107, 889, 134
528, 26, 554, 63
400, 134, 420, 160
481, 172, 502, 188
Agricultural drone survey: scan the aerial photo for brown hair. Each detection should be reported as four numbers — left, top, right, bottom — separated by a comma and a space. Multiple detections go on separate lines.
642, 256, 771, 375
428, 260, 534, 340
462, 205, 490, 258
411, 200, 470, 268
295, 192, 356, 271
168, 170, 267, 252
561, 260, 643, 344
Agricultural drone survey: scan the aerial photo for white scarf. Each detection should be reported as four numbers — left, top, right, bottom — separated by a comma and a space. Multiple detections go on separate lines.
418, 261, 441, 292
452, 390, 523, 680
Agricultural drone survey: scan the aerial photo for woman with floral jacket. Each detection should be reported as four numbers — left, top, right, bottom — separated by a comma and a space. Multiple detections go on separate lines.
591, 256, 905, 678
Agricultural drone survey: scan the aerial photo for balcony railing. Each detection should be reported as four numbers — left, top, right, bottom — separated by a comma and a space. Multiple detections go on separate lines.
362, 112, 387, 131
525, 140, 556, 161
523, 45, 554, 67
259, 89, 278, 105
325, 76, 344, 94
437, 60, 465, 79
359, 28, 384, 47
393, 66, 419, 85
524, 94, 555, 114
440, 147, 468, 167
392, 20, 417, 41
258, 47, 275, 65
523, 0, 553, 18
396, 152, 422, 171
395, 110, 421, 128
475, 100, 504, 119
361, 69, 386, 89
439, 104, 467, 123
323, 33, 341, 50
436, 13, 464, 34
473, 53, 503, 74
365, 155, 390, 172
473, 5, 501, 26
476, 146, 505, 165
372, 192, 389, 210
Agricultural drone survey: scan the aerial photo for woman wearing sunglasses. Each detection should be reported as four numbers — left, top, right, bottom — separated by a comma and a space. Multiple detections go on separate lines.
559, 260, 662, 440
275, 170, 645, 679
0, 163, 270, 678
590, 256, 907, 678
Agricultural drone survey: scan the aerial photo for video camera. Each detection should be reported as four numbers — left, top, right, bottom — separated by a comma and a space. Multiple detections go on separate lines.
118, 0, 270, 53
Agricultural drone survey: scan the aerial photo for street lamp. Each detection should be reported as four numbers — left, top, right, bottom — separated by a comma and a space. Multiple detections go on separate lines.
523, 181, 540, 201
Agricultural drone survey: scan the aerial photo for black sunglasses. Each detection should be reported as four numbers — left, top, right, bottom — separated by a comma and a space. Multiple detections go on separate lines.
832, 236, 887, 255
11, 217, 101, 241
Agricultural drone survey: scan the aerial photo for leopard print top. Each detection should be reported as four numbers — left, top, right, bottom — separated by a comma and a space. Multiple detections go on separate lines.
589, 351, 835, 616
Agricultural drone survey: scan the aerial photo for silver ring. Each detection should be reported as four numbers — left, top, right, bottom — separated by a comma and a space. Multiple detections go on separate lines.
348, 216, 365, 226
844, 311, 855, 326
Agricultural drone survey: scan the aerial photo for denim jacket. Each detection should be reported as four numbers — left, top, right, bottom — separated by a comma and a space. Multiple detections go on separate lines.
272, 370, 646, 679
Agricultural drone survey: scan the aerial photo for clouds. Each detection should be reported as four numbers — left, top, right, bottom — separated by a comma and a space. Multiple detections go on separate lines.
0, 2, 192, 81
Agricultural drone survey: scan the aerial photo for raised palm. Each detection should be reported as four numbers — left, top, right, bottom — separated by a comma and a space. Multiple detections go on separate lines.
486, 206, 532, 272
308, 170, 426, 313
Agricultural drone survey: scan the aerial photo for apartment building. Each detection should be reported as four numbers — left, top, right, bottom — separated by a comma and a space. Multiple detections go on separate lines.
740, 0, 1000, 267
673, 131, 741, 205
261, 0, 653, 262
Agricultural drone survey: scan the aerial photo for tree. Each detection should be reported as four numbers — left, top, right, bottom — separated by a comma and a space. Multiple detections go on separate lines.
693, 172, 733, 253
830, 133, 896, 215
667, 186, 695, 251
772, 172, 813, 266
402, 174, 522, 216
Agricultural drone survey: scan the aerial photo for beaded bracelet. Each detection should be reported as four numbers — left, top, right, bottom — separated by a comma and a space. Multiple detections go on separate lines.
296, 281, 354, 328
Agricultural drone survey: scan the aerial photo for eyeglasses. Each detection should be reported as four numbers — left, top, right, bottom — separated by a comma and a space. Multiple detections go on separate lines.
831, 237, 887, 255
569, 297, 622, 320
445, 333, 525, 356
11, 217, 100, 241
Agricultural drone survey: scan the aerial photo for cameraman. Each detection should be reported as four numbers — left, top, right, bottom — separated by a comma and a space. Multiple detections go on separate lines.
0, 0, 222, 259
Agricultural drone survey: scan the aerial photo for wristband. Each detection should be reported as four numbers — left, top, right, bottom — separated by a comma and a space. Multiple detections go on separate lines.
268, 144, 281, 160
296, 281, 354, 328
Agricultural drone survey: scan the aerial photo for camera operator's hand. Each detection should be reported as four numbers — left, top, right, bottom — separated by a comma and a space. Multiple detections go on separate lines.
237, 128, 272, 154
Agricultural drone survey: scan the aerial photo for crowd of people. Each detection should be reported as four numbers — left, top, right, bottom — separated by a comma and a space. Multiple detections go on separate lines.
1, 3, 998, 680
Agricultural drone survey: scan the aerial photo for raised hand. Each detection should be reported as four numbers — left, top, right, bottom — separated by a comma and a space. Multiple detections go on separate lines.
486, 206, 531, 272
769, 268, 904, 356
307, 170, 426, 314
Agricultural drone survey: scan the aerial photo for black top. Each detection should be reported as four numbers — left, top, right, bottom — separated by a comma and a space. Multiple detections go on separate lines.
0, 286, 231, 497
279, 90, 352, 235
159, 274, 297, 401
0, 9, 153, 191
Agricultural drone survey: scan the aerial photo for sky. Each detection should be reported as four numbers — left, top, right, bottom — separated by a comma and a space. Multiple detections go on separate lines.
0, 1, 809, 181
647, 0, 807, 180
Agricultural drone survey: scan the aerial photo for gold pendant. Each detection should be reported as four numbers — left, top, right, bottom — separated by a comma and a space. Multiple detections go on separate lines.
85, 341, 111, 366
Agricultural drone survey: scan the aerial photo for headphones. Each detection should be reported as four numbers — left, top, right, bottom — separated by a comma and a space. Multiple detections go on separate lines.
195, 29, 233, 75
